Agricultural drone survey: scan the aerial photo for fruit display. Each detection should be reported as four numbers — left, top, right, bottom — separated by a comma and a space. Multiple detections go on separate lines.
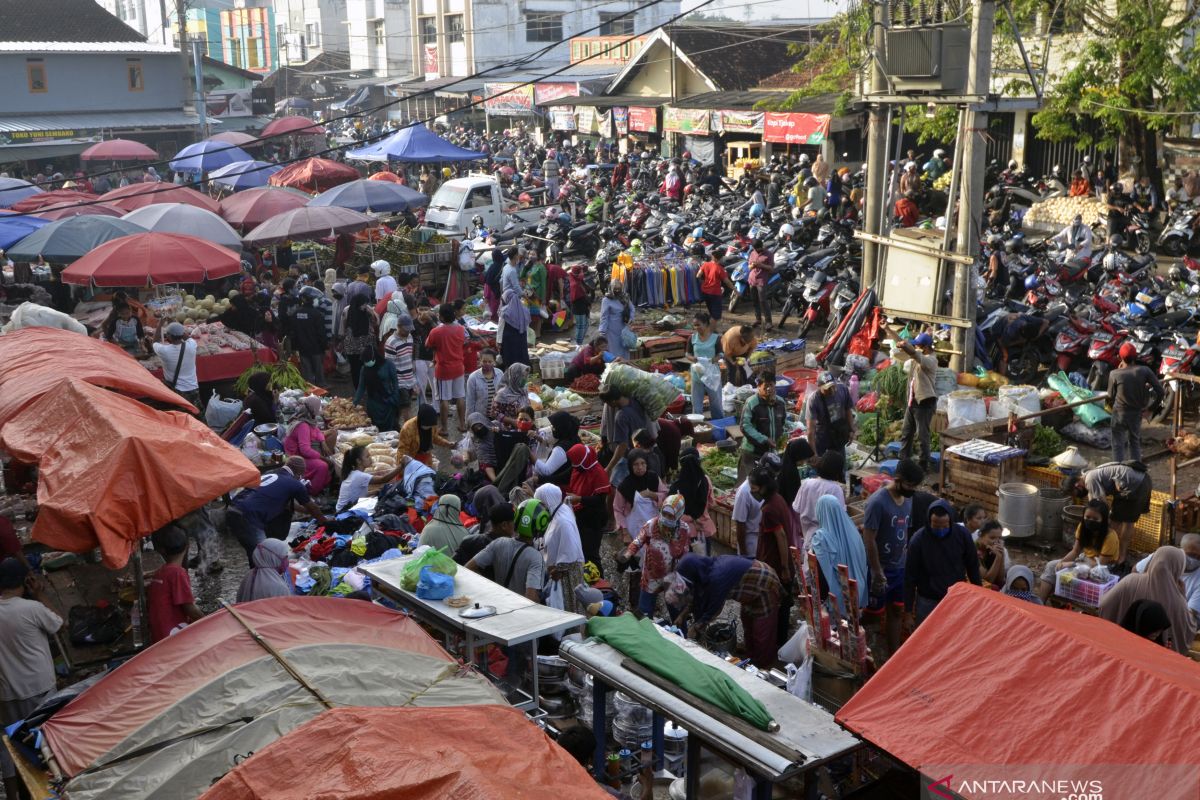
1023, 195, 1106, 229
234, 361, 308, 395
324, 397, 371, 429
570, 374, 601, 392
171, 293, 233, 326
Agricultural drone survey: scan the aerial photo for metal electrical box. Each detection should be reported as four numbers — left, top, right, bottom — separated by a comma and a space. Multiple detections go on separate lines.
879, 229, 946, 317
884, 25, 969, 92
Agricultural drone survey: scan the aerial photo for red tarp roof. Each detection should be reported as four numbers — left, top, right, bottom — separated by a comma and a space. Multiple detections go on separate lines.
836, 584, 1200, 800
0, 378, 258, 568
0, 326, 196, 427
200, 705, 614, 800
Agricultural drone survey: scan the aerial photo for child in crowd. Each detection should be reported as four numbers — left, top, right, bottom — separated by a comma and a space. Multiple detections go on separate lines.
147, 527, 203, 643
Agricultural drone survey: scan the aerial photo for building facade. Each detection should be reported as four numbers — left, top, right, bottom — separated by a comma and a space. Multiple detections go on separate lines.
272, 0, 350, 65
94, 0, 172, 45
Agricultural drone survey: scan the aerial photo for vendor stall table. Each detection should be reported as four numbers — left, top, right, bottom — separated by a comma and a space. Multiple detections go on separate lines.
560, 635, 861, 800
149, 347, 277, 384
361, 555, 585, 712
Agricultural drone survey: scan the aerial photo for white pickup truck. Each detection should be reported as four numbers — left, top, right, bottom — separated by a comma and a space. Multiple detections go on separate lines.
423, 176, 559, 239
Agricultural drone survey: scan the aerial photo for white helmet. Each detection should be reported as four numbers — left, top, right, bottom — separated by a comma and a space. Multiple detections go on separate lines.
933, 149, 945, 158
779, 223, 795, 238
544, 207, 559, 221
370, 259, 391, 277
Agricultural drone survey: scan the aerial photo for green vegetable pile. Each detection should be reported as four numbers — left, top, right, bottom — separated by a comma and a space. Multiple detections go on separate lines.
701, 449, 740, 490
1031, 424, 1063, 458
235, 361, 309, 394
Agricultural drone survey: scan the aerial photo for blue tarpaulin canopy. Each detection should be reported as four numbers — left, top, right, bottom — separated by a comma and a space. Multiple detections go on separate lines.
346, 125, 486, 164
0, 214, 52, 250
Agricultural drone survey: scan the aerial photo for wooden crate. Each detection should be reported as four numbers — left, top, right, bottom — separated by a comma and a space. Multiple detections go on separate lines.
642, 335, 687, 361
773, 349, 808, 372
710, 502, 736, 550
941, 452, 1025, 515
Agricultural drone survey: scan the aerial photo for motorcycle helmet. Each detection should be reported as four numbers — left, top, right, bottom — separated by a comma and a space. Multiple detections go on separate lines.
1024, 274, 1040, 291
1007, 159, 1018, 170
370, 259, 391, 277
1109, 233, 1125, 249
515, 498, 550, 540
632, 191, 645, 203
805, 177, 819, 188
518, 192, 532, 204
647, 194, 660, 206
586, 188, 597, 199
544, 207, 559, 221
1169, 265, 1186, 283
749, 203, 764, 218
599, 227, 613, 240
987, 233, 1003, 249
691, 226, 705, 240
1003, 239, 1020, 254
471, 214, 484, 228
779, 223, 795, 239
798, 154, 811, 166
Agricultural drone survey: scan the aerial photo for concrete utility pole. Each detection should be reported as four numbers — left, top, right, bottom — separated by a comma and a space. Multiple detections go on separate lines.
191, 37, 208, 141
950, 0, 995, 372
861, 0, 888, 290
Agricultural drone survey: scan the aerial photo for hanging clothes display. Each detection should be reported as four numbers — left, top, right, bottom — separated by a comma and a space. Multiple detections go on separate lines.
618, 257, 702, 309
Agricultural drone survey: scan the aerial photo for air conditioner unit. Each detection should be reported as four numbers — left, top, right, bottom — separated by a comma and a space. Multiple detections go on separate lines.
884, 25, 969, 93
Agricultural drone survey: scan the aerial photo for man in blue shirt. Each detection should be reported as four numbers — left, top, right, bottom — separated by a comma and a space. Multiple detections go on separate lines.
227, 457, 328, 565
862, 458, 923, 656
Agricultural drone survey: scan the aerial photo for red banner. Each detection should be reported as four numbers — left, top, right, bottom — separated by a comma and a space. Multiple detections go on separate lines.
423, 44, 438, 79
762, 112, 831, 145
534, 82, 581, 105
628, 106, 657, 133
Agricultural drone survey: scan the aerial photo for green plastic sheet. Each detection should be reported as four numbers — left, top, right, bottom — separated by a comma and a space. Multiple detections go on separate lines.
587, 614, 775, 731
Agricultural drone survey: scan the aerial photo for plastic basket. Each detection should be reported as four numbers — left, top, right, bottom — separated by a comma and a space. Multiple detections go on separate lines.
538, 355, 567, 380
1054, 571, 1118, 607
1131, 491, 1173, 554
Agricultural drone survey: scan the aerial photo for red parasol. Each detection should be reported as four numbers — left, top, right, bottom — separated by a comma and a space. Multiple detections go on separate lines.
261, 116, 326, 138
98, 183, 220, 213
9, 190, 99, 213
79, 138, 158, 161
242, 206, 377, 246
34, 202, 125, 220
367, 171, 404, 183
218, 186, 311, 230
268, 157, 359, 193
61, 232, 241, 287
207, 131, 260, 147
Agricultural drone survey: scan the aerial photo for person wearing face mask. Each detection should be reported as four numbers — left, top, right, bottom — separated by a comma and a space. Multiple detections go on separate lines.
1036, 499, 1120, 601
1134, 533, 1200, 626
1075, 461, 1153, 564
599, 279, 635, 360
1051, 213, 1093, 261
738, 371, 788, 481
903, 500, 981, 626
862, 458, 923, 655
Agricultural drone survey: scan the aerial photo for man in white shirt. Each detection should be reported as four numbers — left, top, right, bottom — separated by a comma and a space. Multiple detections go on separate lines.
732, 477, 763, 557
153, 322, 199, 406
372, 259, 397, 303
1135, 533, 1200, 624
0, 558, 63, 796
1051, 214, 1093, 261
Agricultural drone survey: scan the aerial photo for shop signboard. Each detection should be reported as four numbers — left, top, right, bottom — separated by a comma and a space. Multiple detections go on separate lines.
613, 106, 629, 136
598, 110, 612, 138
206, 89, 254, 118
423, 45, 439, 80
713, 110, 764, 134
762, 112, 832, 145
663, 106, 710, 135
628, 106, 658, 133
534, 82, 582, 105
550, 108, 577, 131
576, 106, 597, 134
483, 82, 534, 115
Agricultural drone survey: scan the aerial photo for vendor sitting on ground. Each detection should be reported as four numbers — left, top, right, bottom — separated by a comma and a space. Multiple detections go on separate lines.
1003, 565, 1042, 604
532, 411, 582, 487
421, 495, 471, 555
284, 395, 335, 495
397, 403, 453, 466
336, 445, 406, 513
565, 335, 611, 381
103, 302, 150, 354
976, 519, 1009, 589
1133, 533, 1200, 625
1036, 499, 1119, 602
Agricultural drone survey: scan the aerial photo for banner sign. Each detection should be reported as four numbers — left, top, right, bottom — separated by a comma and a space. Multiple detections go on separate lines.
762, 112, 831, 145
423, 44, 438, 79
534, 82, 582, 105
613, 106, 629, 136
206, 89, 253, 118
663, 106, 710, 135
576, 106, 597, 134
550, 108, 577, 131
598, 110, 613, 138
628, 106, 657, 133
713, 109, 764, 134
483, 82, 534, 115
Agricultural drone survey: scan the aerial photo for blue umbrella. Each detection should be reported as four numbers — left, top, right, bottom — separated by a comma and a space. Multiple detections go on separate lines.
308, 179, 430, 213
169, 141, 254, 174
6, 215, 146, 262
346, 125, 486, 164
0, 177, 44, 209
208, 160, 283, 191
0, 215, 52, 250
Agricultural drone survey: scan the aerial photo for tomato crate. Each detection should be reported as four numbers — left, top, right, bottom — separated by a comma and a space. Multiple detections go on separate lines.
1054, 571, 1118, 607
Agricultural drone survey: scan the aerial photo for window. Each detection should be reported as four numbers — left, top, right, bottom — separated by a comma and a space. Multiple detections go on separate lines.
246, 37, 262, 69
373, 20, 385, 46
467, 187, 493, 208
598, 12, 634, 35
446, 14, 464, 44
419, 16, 437, 45
126, 58, 144, 91
305, 22, 320, 46
525, 11, 563, 42
229, 38, 242, 68
26, 59, 46, 93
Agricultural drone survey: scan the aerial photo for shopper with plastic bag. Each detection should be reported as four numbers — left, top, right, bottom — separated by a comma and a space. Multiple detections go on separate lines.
686, 311, 724, 419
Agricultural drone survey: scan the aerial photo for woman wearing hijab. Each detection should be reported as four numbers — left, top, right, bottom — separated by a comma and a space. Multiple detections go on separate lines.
1002, 564, 1042, 605
670, 553, 782, 667
599, 279, 635, 359
670, 448, 715, 550
353, 348, 401, 431
379, 294, 408, 341
810, 494, 869, 617
342, 293, 379, 381
243, 371, 277, 425
420, 495, 471, 555
1119, 599, 1173, 645
778, 438, 816, 509
1100, 546, 1196, 654
564, 444, 611, 568
614, 449, 668, 542
534, 411, 582, 486
619, 495, 690, 618
792, 451, 846, 553
283, 395, 333, 494
397, 403, 452, 466
220, 293, 264, 337
499, 277, 531, 368
536, 483, 586, 614
235, 539, 292, 603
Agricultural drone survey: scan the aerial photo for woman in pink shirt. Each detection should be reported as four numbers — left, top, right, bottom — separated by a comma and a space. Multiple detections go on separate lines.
283, 396, 333, 494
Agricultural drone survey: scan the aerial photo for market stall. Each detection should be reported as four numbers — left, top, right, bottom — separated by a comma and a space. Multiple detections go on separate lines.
361, 554, 586, 710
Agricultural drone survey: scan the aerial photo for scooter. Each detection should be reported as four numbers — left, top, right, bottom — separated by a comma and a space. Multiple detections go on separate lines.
1154, 333, 1200, 422
1159, 204, 1199, 257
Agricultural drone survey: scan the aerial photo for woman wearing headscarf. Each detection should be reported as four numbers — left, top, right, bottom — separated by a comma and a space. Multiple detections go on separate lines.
599, 279, 635, 360
533, 411, 581, 486
491, 362, 531, 430
283, 395, 333, 494
420, 495, 471, 555
341, 293, 379, 381
397, 403, 452, 466
564, 444, 611, 569
670, 448, 714, 550
614, 449, 667, 543
792, 450, 846, 553
353, 348, 401, 431
536, 483, 586, 614
235, 539, 292, 603
1119, 599, 1173, 645
243, 371, 277, 425
379, 293, 408, 340
1100, 546, 1196, 654
670, 553, 782, 667
810, 494, 869, 618
619, 495, 690, 618
778, 438, 816, 510
1002, 565, 1042, 605
499, 278, 531, 368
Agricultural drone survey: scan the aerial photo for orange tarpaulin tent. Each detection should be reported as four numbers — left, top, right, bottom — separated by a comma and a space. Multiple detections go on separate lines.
0, 378, 258, 568
0, 326, 196, 427
200, 705, 613, 800
835, 584, 1200, 800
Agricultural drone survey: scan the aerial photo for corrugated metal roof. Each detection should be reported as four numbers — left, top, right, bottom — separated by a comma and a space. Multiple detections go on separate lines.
0, 42, 179, 53
0, 110, 202, 134
539, 94, 667, 109
670, 90, 794, 110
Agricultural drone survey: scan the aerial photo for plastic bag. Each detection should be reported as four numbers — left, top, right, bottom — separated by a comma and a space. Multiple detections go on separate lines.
416, 565, 455, 600
785, 659, 813, 702
690, 357, 722, 394
778, 621, 810, 665
205, 396, 243, 430
1046, 371, 1110, 428
544, 577, 565, 610
400, 546, 458, 591
855, 391, 878, 412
